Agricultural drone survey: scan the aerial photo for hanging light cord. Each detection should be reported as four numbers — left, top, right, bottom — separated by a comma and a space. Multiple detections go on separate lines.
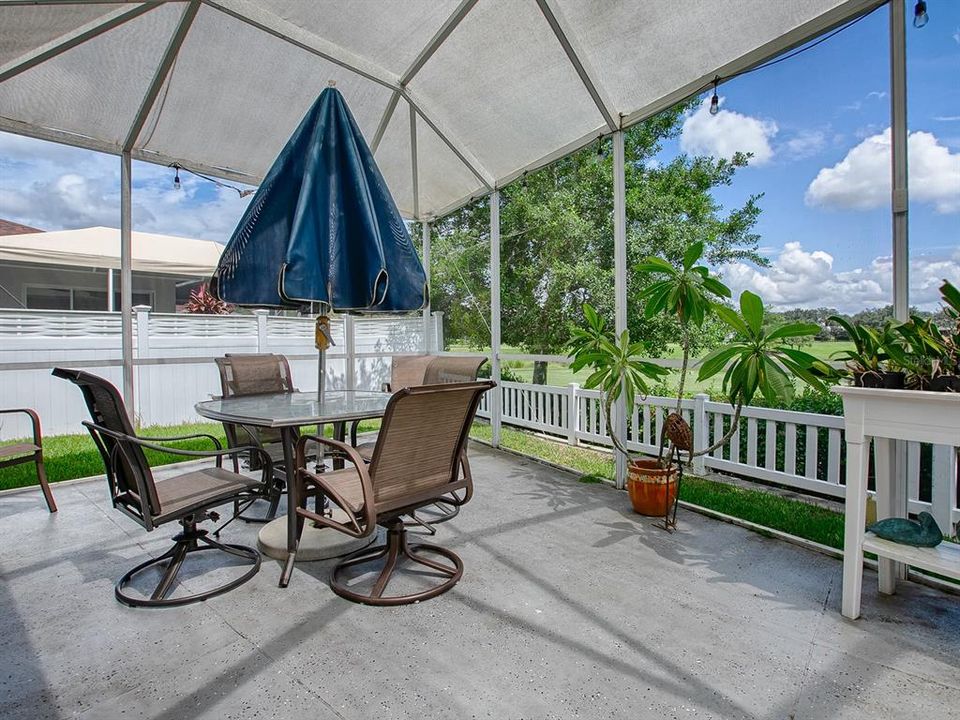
698, 5, 879, 101
169, 162, 254, 198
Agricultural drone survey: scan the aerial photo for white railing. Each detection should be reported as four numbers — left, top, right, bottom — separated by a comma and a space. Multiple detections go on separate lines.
477, 380, 960, 528
0, 307, 444, 441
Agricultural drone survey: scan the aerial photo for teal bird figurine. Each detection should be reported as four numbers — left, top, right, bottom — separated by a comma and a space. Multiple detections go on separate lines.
868, 511, 943, 548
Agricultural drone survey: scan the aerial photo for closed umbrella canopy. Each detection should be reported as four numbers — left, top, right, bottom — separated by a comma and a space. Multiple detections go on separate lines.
212, 86, 426, 313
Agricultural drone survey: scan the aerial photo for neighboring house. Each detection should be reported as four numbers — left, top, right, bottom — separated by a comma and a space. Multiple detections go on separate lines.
0, 223, 223, 313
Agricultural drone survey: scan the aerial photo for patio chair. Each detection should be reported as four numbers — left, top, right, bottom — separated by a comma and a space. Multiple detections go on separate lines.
347, 354, 434, 447
0, 408, 56, 513
53, 368, 271, 608
294, 380, 494, 605
352, 354, 488, 534
214, 353, 296, 522
423, 354, 487, 385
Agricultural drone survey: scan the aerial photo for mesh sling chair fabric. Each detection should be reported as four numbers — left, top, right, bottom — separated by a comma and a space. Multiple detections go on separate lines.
294, 381, 494, 605
53, 368, 272, 608
214, 353, 306, 524
0, 408, 56, 512
347, 354, 435, 448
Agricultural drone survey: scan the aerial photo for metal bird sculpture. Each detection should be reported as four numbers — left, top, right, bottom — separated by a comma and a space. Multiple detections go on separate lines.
867, 511, 943, 548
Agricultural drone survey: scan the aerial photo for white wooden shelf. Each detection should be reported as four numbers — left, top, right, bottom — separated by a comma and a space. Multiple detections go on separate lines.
863, 533, 960, 579
835, 386, 960, 619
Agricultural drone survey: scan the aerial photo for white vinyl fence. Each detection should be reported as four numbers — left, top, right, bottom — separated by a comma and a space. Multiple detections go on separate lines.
0, 307, 442, 441
477, 381, 960, 529
2, 309, 957, 529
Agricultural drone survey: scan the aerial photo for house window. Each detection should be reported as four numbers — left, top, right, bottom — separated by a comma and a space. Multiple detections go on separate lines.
24, 286, 153, 310
24, 287, 71, 310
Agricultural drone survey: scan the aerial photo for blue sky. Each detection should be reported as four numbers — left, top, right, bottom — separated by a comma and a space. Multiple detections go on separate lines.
0, 1, 957, 313
658, 2, 959, 312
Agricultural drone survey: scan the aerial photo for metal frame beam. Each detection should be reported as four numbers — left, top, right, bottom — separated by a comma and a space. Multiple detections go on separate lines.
619, 0, 884, 128
370, 91, 400, 154
124, 0, 199, 151
400, 0, 477, 86
0, 3, 158, 84
535, 0, 618, 132
120, 150, 135, 418
613, 131, 628, 488
490, 190, 502, 447
204, 0, 493, 191
409, 103, 420, 219
889, 0, 909, 321
422, 222, 432, 351
404, 88, 494, 189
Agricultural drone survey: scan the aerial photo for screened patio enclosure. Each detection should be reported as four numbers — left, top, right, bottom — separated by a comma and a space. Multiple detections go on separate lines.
0, 0, 912, 484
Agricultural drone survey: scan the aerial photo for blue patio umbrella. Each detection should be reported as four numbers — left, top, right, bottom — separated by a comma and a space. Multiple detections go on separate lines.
211, 84, 427, 391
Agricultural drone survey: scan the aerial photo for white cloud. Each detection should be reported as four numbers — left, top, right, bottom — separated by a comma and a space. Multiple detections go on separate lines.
0, 132, 252, 240
680, 98, 778, 165
781, 130, 826, 160
933, 115, 960, 122
805, 129, 960, 214
723, 242, 960, 313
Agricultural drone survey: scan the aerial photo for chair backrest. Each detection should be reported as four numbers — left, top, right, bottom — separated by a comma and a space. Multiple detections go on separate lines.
387, 355, 435, 392
423, 355, 487, 385
216, 353, 294, 398
368, 381, 494, 511
52, 368, 159, 519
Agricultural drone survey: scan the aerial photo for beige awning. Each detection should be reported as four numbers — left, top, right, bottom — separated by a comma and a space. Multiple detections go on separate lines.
0, 226, 223, 277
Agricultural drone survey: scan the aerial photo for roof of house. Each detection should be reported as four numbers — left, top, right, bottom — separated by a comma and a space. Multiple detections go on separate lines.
0, 226, 223, 277
0, 219, 42, 236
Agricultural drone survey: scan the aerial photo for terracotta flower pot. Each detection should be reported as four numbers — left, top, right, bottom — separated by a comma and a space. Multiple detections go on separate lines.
626, 459, 678, 516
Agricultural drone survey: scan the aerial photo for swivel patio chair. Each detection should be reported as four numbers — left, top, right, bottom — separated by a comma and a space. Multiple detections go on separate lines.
347, 354, 435, 447
423, 354, 487, 386
53, 368, 271, 608
0, 407, 56, 512
294, 380, 494, 605
351, 354, 488, 533
215, 353, 296, 522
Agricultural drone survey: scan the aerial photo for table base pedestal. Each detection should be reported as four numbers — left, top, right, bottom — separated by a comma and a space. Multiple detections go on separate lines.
257, 513, 374, 562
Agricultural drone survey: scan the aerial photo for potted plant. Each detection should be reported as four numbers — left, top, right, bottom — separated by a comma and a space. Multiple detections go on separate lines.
827, 316, 906, 388
570, 241, 829, 517
933, 279, 960, 391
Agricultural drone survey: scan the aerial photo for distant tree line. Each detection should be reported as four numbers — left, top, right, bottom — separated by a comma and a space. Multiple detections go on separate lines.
765, 304, 949, 342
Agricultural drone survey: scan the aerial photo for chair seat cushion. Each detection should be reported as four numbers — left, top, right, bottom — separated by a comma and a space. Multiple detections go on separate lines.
306, 467, 366, 513
154, 467, 262, 523
0, 443, 39, 460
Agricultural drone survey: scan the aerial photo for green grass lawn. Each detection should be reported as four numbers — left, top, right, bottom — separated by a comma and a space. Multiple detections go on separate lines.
469, 421, 845, 550
454, 340, 852, 392
0, 420, 382, 492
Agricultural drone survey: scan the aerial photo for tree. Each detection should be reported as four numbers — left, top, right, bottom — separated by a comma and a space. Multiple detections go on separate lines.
427, 100, 767, 383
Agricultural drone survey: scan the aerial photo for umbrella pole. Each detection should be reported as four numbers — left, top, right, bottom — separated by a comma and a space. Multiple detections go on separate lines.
314, 313, 334, 402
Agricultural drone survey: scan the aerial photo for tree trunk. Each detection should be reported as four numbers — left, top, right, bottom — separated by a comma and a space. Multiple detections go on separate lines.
532, 360, 548, 385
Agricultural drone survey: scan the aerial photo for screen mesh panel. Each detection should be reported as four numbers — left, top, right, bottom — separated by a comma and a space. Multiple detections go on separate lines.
0, 0, 865, 218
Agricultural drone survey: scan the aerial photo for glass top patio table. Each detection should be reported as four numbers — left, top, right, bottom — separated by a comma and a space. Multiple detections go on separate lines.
194, 390, 392, 427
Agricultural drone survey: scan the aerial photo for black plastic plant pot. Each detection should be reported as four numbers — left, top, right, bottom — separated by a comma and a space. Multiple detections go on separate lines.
854, 371, 904, 389
926, 375, 960, 392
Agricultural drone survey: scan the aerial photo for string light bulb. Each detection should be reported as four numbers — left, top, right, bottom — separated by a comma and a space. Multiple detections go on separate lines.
709, 78, 720, 115
172, 164, 181, 191
913, 1, 928, 28
596, 135, 604, 156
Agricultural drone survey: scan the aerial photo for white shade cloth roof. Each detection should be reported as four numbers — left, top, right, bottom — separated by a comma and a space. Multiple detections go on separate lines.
0, 0, 883, 220
0, 226, 223, 276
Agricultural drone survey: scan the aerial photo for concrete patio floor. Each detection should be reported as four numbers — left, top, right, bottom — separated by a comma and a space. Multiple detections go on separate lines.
2, 443, 958, 720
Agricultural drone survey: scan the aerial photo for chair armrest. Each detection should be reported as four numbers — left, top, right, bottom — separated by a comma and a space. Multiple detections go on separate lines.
295, 434, 375, 537
141, 432, 222, 450
82, 421, 273, 479
0, 408, 42, 447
